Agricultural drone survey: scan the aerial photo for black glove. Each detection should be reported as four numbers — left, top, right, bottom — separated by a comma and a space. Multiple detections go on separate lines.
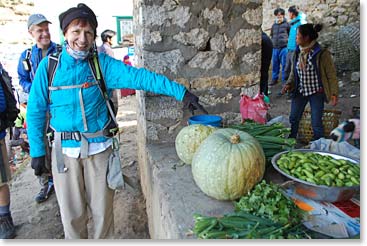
31, 156, 48, 176
182, 90, 208, 115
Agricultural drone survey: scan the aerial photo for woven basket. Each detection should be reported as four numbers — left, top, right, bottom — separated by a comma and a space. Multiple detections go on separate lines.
298, 109, 341, 143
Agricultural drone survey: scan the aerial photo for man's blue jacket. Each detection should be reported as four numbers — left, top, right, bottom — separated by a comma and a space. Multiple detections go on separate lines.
17, 42, 59, 93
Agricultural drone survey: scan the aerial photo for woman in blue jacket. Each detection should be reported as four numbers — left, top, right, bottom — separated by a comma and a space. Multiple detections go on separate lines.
26, 3, 206, 239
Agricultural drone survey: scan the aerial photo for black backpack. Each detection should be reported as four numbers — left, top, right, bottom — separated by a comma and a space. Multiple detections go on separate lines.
0, 64, 20, 131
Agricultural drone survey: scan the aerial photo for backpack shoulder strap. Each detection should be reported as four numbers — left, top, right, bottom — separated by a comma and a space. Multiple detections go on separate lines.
25, 48, 32, 60
47, 52, 61, 103
87, 52, 118, 127
47, 53, 60, 83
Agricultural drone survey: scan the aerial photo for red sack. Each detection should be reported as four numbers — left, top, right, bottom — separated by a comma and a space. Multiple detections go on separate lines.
239, 93, 269, 124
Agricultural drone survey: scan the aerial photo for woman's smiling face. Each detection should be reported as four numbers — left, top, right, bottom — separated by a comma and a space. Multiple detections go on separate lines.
64, 19, 95, 51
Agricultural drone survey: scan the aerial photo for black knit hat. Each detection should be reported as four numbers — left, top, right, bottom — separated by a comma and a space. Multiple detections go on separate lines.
59, 3, 98, 34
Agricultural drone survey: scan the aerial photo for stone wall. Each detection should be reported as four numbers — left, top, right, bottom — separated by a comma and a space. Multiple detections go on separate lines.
262, 0, 360, 72
134, 0, 262, 145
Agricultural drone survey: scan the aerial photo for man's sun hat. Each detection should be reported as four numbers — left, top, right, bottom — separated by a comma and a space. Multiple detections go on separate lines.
27, 14, 51, 30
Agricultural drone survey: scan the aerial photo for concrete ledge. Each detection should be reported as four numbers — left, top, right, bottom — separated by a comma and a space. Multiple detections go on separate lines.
142, 143, 234, 239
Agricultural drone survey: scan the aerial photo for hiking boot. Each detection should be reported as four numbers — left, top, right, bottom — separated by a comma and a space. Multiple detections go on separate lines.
35, 183, 54, 203
0, 214, 15, 239
269, 80, 279, 86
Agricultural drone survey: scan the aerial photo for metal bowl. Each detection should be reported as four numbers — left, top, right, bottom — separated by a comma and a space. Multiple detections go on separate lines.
271, 149, 360, 202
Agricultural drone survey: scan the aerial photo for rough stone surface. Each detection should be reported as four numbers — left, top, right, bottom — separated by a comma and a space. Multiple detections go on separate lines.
203, 7, 225, 27
231, 29, 260, 50
143, 49, 184, 75
242, 7, 262, 26
209, 34, 225, 53
141, 144, 234, 239
173, 28, 210, 50
188, 51, 219, 69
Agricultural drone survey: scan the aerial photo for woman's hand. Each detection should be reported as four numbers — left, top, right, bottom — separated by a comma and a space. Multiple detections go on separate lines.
330, 95, 338, 106
281, 84, 291, 95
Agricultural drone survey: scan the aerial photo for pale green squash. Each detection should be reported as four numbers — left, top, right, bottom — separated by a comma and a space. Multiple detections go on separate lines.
191, 128, 266, 200
175, 124, 217, 164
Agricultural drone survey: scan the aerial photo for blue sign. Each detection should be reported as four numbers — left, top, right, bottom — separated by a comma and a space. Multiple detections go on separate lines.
127, 46, 135, 56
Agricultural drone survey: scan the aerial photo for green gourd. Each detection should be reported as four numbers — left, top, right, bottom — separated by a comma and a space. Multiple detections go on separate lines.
191, 128, 266, 200
175, 124, 217, 164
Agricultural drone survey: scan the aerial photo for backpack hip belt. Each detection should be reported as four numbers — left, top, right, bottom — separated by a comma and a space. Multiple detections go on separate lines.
54, 129, 106, 173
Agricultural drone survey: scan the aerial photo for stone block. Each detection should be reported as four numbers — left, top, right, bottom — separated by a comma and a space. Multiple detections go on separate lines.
337, 15, 348, 25
188, 51, 219, 69
242, 7, 262, 26
203, 7, 225, 27
143, 49, 184, 75
232, 29, 260, 50
173, 28, 210, 50
210, 34, 225, 53
141, 143, 234, 239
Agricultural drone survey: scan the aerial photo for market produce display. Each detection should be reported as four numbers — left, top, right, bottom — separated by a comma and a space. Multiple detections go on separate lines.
192, 212, 310, 239
228, 121, 296, 163
191, 128, 265, 200
276, 151, 360, 187
175, 124, 217, 164
192, 181, 310, 239
234, 180, 304, 225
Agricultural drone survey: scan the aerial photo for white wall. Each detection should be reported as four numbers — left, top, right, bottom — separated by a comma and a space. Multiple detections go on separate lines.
33, 0, 133, 47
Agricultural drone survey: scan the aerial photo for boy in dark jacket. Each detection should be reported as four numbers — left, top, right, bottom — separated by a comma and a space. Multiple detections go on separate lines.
269, 8, 290, 94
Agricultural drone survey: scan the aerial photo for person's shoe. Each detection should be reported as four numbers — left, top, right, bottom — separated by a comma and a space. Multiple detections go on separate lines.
269, 80, 279, 86
0, 214, 15, 239
276, 91, 283, 97
35, 183, 54, 203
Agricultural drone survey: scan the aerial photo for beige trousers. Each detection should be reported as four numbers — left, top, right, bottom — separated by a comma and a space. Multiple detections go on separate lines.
0, 139, 11, 186
51, 147, 115, 239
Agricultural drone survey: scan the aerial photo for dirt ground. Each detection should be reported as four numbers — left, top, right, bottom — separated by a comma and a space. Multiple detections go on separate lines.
267, 71, 360, 123
8, 71, 360, 239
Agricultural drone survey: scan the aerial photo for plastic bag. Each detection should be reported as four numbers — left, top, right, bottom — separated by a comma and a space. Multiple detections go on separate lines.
310, 138, 360, 161
239, 93, 269, 124
266, 115, 291, 128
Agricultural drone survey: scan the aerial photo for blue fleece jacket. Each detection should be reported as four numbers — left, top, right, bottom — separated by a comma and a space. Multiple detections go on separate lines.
27, 48, 187, 157
287, 12, 307, 51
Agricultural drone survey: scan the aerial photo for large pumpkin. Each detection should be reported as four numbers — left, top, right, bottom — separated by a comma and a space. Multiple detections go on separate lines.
191, 128, 266, 200
175, 124, 217, 164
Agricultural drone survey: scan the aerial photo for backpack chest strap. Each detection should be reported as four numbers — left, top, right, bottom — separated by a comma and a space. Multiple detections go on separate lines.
49, 82, 98, 131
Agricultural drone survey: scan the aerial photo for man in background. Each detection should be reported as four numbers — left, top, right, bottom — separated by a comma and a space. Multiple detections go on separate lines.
284, 5, 307, 84
17, 14, 58, 203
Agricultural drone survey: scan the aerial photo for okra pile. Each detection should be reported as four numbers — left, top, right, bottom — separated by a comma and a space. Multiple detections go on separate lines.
228, 121, 296, 162
276, 151, 360, 187
193, 211, 311, 239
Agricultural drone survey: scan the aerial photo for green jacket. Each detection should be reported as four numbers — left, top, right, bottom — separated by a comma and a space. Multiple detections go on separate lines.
15, 105, 26, 128
286, 43, 338, 103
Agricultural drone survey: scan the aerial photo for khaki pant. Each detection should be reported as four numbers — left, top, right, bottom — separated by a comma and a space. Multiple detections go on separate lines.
52, 147, 115, 239
0, 139, 11, 186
